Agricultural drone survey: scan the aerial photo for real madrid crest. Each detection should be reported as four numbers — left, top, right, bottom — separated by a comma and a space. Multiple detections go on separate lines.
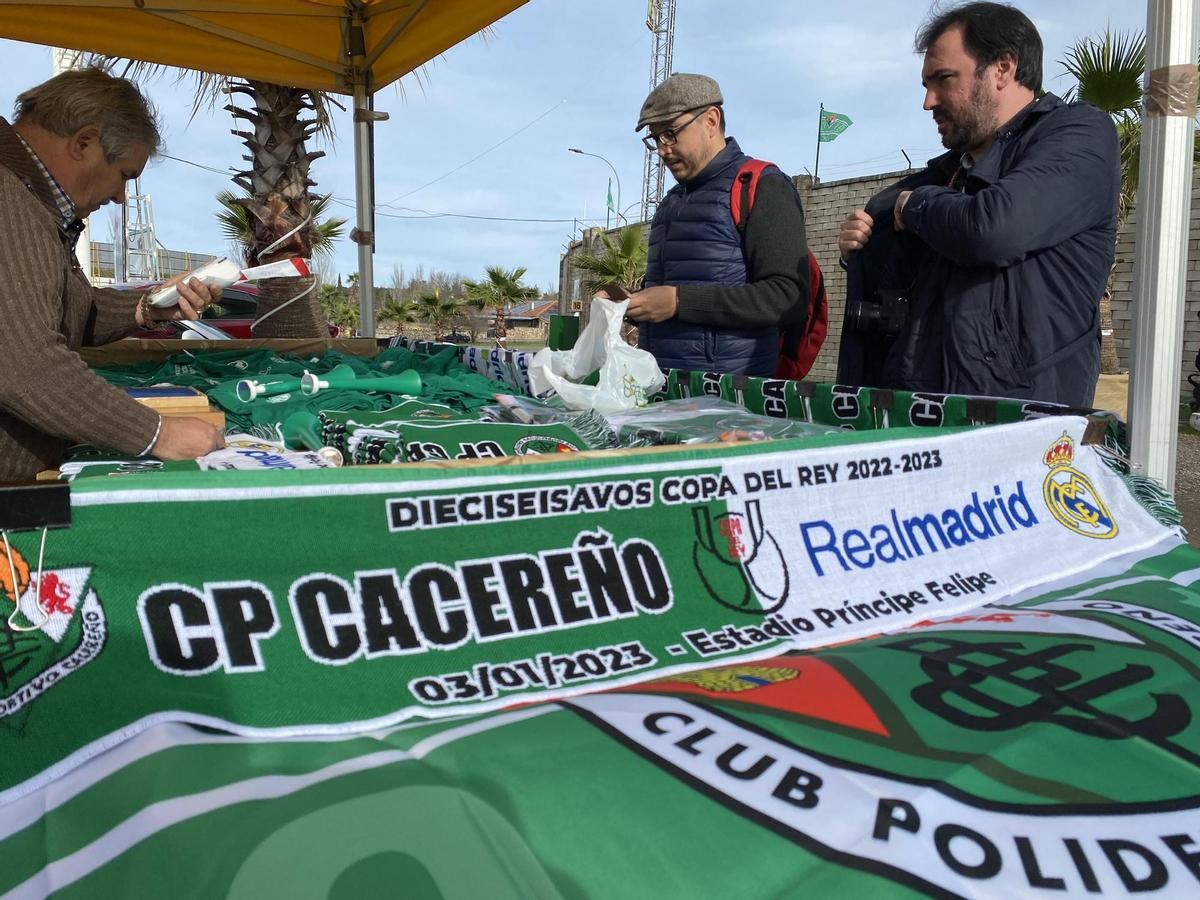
1041, 431, 1118, 539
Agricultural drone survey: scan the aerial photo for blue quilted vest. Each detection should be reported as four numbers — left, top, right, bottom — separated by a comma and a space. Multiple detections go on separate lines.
641, 137, 778, 376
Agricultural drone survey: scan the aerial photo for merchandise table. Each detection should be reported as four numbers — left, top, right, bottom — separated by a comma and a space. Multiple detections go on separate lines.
1, 340, 1196, 898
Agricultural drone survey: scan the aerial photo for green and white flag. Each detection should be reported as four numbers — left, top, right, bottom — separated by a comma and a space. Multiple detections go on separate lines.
0, 414, 1182, 808
3, 542, 1200, 897
9, 347, 1189, 895
607, 178, 615, 213
819, 109, 853, 142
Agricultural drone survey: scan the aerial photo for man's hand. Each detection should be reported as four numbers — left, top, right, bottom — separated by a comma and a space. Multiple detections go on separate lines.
625, 285, 678, 323
136, 275, 222, 327
151, 416, 225, 461
893, 191, 913, 232
838, 209, 875, 259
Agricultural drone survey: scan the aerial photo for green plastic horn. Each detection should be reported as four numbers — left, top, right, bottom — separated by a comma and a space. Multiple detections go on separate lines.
301, 365, 421, 397
300, 363, 359, 396
281, 411, 324, 450
235, 376, 303, 403
361, 370, 422, 395
281, 411, 345, 466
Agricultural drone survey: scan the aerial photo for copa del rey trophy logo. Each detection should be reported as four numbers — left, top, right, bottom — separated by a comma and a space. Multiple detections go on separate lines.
0, 546, 103, 719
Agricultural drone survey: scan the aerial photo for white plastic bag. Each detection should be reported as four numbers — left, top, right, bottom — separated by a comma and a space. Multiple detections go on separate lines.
529, 297, 665, 413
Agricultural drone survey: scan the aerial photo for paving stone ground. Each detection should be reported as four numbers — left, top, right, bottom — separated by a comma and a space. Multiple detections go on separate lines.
1174, 431, 1200, 547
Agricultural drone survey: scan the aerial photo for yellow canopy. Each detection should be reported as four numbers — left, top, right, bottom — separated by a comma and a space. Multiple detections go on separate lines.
0, 0, 529, 333
0, 0, 527, 94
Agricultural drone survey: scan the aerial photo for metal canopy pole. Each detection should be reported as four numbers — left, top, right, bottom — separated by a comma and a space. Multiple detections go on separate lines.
1127, 0, 1200, 492
352, 80, 377, 337
346, 5, 388, 339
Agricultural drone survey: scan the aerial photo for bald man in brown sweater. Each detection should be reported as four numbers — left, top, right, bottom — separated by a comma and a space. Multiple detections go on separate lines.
0, 69, 224, 481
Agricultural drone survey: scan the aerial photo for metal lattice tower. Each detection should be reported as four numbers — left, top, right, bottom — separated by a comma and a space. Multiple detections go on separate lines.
639, 0, 676, 224
123, 182, 161, 283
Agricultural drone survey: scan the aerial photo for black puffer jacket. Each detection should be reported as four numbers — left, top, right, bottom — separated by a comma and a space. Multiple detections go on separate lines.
839, 94, 1119, 408
642, 139, 779, 375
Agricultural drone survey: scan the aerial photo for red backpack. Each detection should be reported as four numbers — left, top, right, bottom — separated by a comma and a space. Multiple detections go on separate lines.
730, 159, 828, 381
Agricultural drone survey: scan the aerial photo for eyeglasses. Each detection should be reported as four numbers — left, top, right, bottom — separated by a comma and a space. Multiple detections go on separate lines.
642, 108, 710, 151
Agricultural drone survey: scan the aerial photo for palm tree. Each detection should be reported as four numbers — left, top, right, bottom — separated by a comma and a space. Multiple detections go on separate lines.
1060, 30, 1200, 375
77, 54, 343, 337
570, 224, 648, 296
463, 266, 538, 342
316, 281, 345, 331
217, 190, 346, 264
414, 289, 464, 341
81, 27, 495, 339
318, 290, 360, 336
378, 297, 419, 336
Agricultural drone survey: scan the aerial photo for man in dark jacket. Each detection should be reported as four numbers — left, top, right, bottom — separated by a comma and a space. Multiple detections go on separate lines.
624, 73, 809, 376
837, 2, 1119, 408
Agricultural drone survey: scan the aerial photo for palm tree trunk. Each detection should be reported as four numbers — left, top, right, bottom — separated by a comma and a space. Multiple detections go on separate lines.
229, 81, 326, 337
252, 277, 323, 337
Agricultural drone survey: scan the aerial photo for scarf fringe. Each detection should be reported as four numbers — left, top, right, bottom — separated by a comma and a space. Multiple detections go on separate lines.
1093, 435, 1184, 529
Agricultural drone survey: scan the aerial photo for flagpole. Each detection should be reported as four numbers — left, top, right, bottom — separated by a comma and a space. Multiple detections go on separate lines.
814, 102, 824, 184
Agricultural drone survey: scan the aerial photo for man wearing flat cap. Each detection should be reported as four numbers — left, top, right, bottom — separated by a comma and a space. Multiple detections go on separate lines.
623, 73, 809, 376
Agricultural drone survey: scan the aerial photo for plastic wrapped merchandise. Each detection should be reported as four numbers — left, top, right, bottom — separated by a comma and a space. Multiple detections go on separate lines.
477, 393, 571, 425
197, 435, 339, 470
596, 398, 845, 447
396, 421, 588, 462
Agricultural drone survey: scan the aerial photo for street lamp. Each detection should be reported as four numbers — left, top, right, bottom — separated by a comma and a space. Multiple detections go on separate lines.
568, 147, 624, 228
619, 200, 645, 225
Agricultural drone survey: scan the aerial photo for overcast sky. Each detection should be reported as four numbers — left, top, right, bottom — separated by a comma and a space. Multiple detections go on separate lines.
0, 0, 1147, 291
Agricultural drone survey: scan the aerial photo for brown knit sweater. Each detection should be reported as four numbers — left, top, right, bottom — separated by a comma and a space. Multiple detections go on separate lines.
0, 117, 159, 481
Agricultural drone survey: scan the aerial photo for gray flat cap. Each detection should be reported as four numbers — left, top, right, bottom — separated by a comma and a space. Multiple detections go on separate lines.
635, 73, 723, 131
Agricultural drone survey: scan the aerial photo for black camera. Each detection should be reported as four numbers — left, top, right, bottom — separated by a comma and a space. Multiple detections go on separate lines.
846, 288, 909, 335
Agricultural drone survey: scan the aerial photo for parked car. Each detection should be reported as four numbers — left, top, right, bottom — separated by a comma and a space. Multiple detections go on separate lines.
137, 283, 339, 340
442, 332, 470, 344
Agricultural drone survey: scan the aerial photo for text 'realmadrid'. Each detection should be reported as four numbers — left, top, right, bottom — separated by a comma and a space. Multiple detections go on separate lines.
799, 482, 1038, 576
